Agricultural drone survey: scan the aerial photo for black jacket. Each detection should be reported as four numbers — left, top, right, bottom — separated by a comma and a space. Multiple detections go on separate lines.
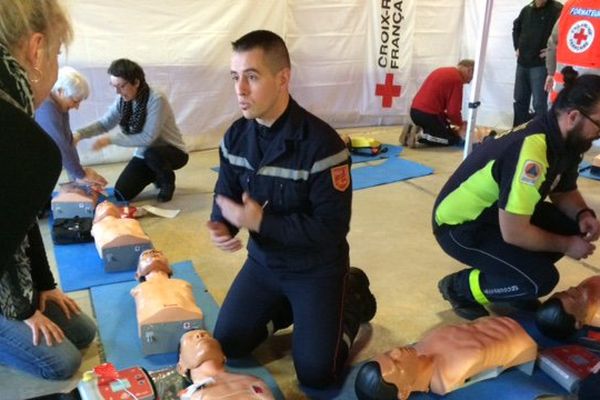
513, 0, 563, 67
211, 98, 351, 275
0, 98, 60, 319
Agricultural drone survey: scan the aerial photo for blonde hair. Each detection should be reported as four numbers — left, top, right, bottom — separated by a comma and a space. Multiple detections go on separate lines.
0, 0, 73, 53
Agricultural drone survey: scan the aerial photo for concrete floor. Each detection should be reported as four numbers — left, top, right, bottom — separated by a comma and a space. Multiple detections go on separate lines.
37, 125, 600, 399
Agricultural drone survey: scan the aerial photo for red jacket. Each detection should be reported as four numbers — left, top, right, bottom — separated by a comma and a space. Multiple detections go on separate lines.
557, 0, 600, 70
411, 67, 464, 126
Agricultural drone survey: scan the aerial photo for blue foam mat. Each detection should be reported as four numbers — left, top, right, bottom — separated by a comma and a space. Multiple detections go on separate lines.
91, 261, 284, 399
352, 156, 433, 190
53, 241, 135, 292
579, 160, 600, 181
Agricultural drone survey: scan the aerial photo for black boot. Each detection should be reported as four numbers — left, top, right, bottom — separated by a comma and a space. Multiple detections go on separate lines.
345, 267, 377, 324
156, 170, 175, 202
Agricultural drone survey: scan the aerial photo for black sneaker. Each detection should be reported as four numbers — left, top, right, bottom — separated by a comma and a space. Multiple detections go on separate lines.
346, 267, 377, 323
438, 275, 489, 320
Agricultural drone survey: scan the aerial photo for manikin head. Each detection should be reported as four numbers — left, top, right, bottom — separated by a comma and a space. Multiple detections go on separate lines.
355, 346, 432, 400
135, 249, 172, 281
93, 200, 121, 223
176, 330, 226, 380
536, 277, 600, 339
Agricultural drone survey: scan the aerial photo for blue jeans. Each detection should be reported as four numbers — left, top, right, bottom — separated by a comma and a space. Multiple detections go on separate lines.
513, 64, 548, 126
0, 302, 96, 380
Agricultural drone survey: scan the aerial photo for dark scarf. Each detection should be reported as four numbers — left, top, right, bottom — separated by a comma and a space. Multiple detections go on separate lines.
118, 81, 150, 134
0, 43, 35, 319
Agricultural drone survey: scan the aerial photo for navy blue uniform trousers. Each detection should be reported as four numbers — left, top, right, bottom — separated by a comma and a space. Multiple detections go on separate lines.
435, 202, 580, 301
214, 257, 347, 387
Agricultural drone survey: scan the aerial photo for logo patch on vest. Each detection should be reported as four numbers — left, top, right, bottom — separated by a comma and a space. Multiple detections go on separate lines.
567, 20, 595, 54
520, 160, 542, 186
331, 165, 350, 191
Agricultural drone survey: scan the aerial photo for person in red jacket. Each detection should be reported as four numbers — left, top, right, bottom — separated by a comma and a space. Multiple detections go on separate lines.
546, 0, 600, 103
408, 60, 474, 147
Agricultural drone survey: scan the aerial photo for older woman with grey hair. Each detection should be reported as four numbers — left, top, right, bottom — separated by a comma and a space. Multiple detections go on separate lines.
36, 66, 107, 187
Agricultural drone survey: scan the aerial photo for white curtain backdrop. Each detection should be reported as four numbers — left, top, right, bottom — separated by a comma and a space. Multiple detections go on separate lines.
60, 0, 537, 165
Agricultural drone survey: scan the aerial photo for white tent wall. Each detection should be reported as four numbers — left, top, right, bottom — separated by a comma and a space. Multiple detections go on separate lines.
462, 1, 564, 132
62, 0, 529, 165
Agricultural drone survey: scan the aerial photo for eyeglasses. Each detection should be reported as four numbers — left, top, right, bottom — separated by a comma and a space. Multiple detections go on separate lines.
110, 81, 130, 90
578, 108, 600, 132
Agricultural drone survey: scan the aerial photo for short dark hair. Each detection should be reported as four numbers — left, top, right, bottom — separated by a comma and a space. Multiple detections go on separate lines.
231, 30, 290, 73
553, 67, 600, 115
108, 58, 146, 86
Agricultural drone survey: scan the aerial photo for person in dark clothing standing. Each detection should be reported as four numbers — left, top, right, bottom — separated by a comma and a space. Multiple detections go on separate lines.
208, 30, 376, 390
512, 0, 563, 126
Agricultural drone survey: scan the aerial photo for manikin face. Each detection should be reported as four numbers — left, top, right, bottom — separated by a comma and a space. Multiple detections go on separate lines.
375, 347, 420, 400
109, 75, 139, 102
177, 330, 225, 375
136, 249, 171, 280
556, 277, 600, 326
230, 48, 288, 126
94, 201, 121, 222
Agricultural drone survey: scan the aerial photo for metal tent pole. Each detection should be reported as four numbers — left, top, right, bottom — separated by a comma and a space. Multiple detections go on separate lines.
463, 0, 494, 159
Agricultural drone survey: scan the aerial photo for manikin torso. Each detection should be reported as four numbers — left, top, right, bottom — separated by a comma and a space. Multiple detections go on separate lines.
91, 201, 149, 256
130, 271, 203, 327
375, 316, 537, 397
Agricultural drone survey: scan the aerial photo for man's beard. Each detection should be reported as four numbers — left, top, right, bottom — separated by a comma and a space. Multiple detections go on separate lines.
565, 121, 594, 154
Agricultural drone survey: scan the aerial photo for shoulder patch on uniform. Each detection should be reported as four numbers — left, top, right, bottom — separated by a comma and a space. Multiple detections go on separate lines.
520, 160, 543, 186
331, 164, 350, 191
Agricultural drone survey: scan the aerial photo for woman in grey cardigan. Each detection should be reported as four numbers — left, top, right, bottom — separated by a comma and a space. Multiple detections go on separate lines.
75, 58, 188, 202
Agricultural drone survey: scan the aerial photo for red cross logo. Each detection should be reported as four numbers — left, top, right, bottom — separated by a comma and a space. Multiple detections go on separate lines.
375, 73, 401, 108
574, 27, 588, 45
567, 21, 595, 53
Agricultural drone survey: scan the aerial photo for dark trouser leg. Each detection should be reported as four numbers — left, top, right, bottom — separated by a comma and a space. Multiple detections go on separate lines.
437, 201, 579, 304
143, 146, 189, 202
530, 65, 549, 119
513, 64, 533, 127
114, 157, 155, 201
214, 258, 286, 358
286, 267, 347, 389
410, 108, 459, 146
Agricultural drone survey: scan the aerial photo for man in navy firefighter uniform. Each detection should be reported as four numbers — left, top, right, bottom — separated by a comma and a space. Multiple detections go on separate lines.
207, 30, 376, 389
434, 71, 600, 321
